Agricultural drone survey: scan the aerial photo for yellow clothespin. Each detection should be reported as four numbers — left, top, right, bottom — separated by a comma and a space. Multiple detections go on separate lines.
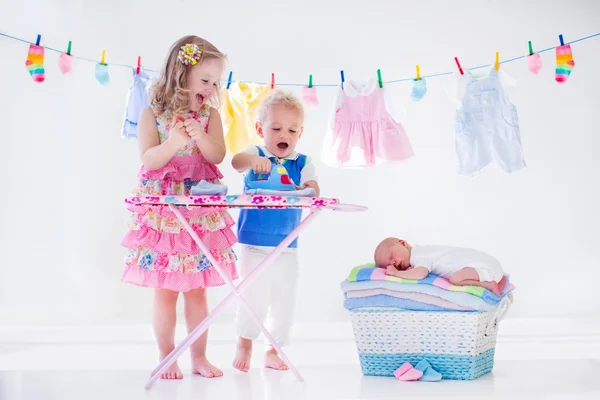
101, 49, 106, 65
416, 65, 421, 80
495, 52, 500, 70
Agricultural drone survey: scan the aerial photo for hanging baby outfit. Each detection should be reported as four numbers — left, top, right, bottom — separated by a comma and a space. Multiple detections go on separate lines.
322, 79, 413, 168
121, 68, 150, 139
220, 82, 270, 155
454, 67, 526, 175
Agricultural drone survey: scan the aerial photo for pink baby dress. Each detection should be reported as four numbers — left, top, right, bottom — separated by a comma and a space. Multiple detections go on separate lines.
322, 79, 414, 168
121, 104, 238, 292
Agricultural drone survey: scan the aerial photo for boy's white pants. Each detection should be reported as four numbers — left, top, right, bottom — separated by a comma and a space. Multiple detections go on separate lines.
235, 244, 299, 347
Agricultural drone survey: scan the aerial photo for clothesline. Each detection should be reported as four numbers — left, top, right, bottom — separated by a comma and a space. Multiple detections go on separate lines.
1, 30, 599, 87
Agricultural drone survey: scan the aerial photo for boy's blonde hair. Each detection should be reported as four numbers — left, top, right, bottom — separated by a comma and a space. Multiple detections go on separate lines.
256, 89, 305, 123
150, 35, 226, 115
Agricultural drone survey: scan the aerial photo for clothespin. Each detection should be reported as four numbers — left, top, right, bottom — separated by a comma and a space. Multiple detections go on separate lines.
416, 65, 421, 80
226, 71, 233, 89
528, 40, 533, 56
340, 70, 345, 88
495, 52, 500, 70
559, 34, 565, 46
271, 73, 275, 89
35, 34, 41, 46
136, 56, 141, 74
101, 49, 106, 65
454, 57, 464, 75
377, 69, 383, 88
67, 40, 72, 55
308, 74, 313, 88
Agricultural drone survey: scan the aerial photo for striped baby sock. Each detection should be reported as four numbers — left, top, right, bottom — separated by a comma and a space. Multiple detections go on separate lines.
555, 45, 575, 83
25, 44, 45, 82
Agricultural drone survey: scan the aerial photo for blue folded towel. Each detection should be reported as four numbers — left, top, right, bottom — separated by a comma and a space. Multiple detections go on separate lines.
341, 280, 496, 311
244, 188, 316, 197
190, 180, 228, 195
343, 295, 452, 312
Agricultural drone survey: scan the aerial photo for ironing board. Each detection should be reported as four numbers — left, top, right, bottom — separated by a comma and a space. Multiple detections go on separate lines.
124, 194, 367, 389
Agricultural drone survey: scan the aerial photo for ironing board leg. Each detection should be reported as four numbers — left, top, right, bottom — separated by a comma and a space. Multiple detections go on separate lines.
144, 206, 322, 389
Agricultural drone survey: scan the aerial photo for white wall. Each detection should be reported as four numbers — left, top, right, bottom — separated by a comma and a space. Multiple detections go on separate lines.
1, 0, 599, 325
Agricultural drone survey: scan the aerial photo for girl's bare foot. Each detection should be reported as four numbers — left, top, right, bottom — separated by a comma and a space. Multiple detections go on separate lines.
158, 353, 183, 380
233, 337, 252, 372
192, 356, 223, 378
264, 346, 288, 371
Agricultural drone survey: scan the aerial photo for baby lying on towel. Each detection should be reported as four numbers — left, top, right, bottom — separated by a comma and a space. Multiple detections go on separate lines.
374, 238, 507, 296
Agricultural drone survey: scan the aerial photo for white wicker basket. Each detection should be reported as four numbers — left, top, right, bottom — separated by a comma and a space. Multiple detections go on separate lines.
349, 296, 511, 380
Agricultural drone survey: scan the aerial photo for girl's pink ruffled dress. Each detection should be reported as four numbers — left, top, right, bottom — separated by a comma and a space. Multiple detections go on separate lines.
121, 104, 237, 292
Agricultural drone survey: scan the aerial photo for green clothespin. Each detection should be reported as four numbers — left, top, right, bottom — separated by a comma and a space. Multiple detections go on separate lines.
308, 74, 313, 88
377, 69, 382, 88
528, 40, 533, 56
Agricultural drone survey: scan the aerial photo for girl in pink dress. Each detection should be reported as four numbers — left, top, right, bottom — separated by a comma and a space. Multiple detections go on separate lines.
121, 36, 237, 380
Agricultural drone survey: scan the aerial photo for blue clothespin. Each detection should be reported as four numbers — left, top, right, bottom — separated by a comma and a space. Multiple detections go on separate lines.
340, 70, 345, 88
35, 34, 41, 46
559, 34, 564, 46
226, 71, 233, 89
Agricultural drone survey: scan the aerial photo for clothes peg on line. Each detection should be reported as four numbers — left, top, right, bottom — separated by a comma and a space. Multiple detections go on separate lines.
340, 70, 345, 88
377, 69, 383, 88
271, 73, 275, 89
136, 56, 141, 74
454, 57, 464, 75
308, 74, 313, 88
226, 71, 233, 89
495, 52, 500, 70
528, 41, 533, 56
416, 65, 421, 80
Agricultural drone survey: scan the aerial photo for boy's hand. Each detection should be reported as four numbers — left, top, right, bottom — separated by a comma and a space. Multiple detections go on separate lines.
302, 180, 320, 197
385, 265, 399, 276
251, 156, 272, 174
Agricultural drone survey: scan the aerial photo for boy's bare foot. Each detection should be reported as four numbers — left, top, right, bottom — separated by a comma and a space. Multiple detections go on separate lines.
192, 356, 223, 378
264, 346, 288, 371
233, 337, 252, 372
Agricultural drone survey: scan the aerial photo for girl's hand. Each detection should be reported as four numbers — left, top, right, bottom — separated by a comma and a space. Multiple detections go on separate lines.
167, 119, 190, 149
251, 156, 272, 174
184, 118, 204, 140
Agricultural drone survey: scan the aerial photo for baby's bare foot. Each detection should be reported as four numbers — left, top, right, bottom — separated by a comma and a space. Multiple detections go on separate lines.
233, 340, 252, 373
192, 357, 223, 378
497, 276, 508, 294
488, 281, 501, 297
264, 347, 289, 371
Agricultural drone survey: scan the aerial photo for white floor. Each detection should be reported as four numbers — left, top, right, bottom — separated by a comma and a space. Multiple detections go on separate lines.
1, 319, 600, 400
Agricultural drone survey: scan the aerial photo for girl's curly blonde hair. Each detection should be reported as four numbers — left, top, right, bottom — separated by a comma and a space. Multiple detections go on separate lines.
150, 35, 226, 116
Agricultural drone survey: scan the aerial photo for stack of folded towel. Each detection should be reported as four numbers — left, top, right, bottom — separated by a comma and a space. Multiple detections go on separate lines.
341, 263, 514, 312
